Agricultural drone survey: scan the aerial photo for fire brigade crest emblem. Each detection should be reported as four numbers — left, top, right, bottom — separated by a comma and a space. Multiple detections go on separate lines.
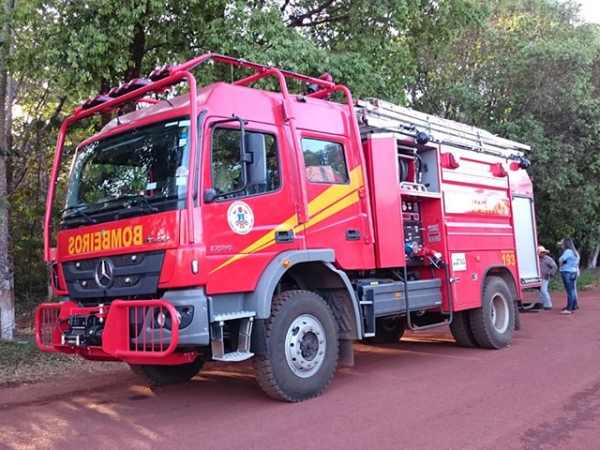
227, 201, 254, 235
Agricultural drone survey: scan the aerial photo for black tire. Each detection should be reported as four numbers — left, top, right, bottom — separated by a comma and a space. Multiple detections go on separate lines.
252, 290, 339, 402
449, 311, 479, 348
130, 357, 205, 386
468, 276, 516, 349
365, 317, 406, 344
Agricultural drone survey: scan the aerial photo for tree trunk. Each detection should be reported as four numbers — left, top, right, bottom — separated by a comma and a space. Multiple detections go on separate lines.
0, 155, 13, 341
0, 0, 15, 341
588, 243, 600, 269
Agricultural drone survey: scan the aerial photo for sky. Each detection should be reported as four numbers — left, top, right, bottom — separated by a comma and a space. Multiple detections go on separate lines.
577, 0, 600, 23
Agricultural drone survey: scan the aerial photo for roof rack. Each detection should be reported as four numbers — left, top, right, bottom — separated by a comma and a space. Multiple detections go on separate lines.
356, 98, 529, 159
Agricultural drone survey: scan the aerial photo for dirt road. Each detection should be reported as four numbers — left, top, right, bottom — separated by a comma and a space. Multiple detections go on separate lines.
1, 291, 599, 450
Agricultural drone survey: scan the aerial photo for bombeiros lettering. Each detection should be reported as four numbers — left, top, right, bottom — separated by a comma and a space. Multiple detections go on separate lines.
67, 225, 143, 255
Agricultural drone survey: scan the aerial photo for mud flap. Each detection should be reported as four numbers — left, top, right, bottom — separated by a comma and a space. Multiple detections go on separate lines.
338, 339, 354, 367
250, 319, 268, 356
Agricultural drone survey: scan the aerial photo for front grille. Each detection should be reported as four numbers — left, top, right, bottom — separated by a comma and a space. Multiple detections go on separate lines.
112, 253, 148, 267
73, 259, 96, 271
114, 274, 142, 287
63, 250, 165, 302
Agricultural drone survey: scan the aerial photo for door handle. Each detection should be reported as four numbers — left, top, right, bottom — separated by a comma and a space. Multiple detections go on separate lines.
275, 230, 295, 243
346, 229, 360, 241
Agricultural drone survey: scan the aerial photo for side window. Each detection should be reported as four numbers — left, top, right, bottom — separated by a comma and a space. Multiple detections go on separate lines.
301, 138, 349, 184
211, 128, 280, 197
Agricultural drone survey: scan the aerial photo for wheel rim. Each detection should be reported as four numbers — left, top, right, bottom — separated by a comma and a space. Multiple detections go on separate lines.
491, 293, 510, 334
285, 314, 326, 378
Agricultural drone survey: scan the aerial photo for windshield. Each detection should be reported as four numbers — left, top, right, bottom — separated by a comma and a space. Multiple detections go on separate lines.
62, 116, 192, 224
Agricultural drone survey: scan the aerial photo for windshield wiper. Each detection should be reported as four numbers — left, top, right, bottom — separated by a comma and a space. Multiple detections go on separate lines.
97, 195, 161, 219
95, 194, 148, 209
59, 205, 97, 224
114, 202, 159, 219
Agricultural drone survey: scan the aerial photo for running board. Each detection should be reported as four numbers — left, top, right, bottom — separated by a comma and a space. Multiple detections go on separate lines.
405, 315, 450, 331
213, 350, 254, 362
211, 313, 255, 362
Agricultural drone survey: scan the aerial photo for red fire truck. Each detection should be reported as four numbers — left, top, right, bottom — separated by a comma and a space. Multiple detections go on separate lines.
36, 53, 539, 402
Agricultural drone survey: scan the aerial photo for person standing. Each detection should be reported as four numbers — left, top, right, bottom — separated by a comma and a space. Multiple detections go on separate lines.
538, 246, 557, 310
558, 238, 580, 314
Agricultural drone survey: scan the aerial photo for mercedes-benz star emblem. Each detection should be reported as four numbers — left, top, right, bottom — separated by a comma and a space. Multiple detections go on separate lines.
95, 258, 114, 289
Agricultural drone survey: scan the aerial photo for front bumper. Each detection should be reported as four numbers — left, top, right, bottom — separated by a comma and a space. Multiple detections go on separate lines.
35, 297, 208, 365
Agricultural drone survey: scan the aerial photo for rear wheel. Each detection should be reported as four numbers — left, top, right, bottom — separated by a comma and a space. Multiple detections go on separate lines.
449, 311, 479, 348
469, 276, 515, 349
252, 290, 339, 402
365, 317, 406, 344
130, 357, 205, 386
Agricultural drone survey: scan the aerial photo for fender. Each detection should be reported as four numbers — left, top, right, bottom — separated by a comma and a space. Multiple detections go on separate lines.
245, 249, 363, 338
481, 265, 518, 300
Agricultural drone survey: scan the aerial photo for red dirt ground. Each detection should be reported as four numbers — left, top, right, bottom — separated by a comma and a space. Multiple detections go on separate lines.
1, 290, 599, 450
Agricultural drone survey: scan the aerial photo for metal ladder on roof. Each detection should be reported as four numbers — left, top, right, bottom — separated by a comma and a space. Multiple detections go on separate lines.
355, 98, 529, 159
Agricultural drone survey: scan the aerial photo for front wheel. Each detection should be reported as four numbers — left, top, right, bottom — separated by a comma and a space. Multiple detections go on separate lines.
130, 357, 205, 386
469, 276, 516, 349
252, 290, 339, 402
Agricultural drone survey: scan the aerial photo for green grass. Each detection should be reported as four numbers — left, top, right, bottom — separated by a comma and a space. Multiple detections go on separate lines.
0, 333, 66, 365
0, 332, 120, 388
0, 334, 73, 387
548, 268, 600, 292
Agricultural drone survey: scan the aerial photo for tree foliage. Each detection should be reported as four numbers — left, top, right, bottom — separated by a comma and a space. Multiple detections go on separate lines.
2, 0, 600, 333
406, 0, 600, 262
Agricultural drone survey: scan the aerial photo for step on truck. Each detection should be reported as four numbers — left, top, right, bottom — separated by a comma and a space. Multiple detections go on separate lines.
36, 53, 540, 402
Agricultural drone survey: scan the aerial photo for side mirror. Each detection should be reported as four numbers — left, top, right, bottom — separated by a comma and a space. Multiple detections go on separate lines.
204, 188, 217, 203
245, 133, 267, 185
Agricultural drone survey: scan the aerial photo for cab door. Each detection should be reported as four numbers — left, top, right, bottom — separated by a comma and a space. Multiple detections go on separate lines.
299, 132, 373, 270
202, 120, 298, 294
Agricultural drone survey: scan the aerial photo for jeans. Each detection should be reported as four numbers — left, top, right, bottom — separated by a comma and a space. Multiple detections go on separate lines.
561, 271, 578, 311
538, 279, 552, 308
